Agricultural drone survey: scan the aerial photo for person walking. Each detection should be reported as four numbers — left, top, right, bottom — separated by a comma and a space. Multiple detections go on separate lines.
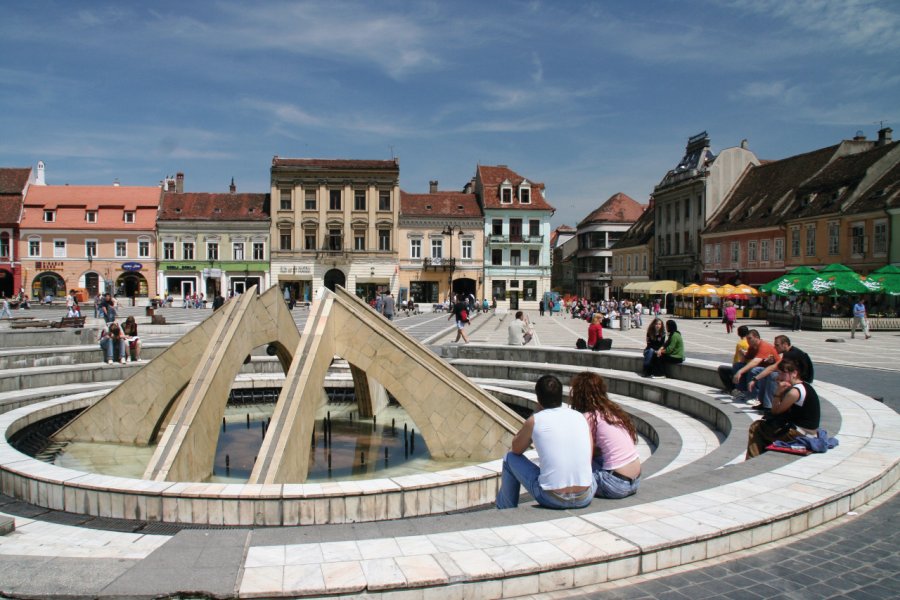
448, 295, 470, 343
539, 299, 545, 317
851, 297, 870, 339
723, 300, 737, 334
382, 293, 395, 320
0, 295, 12, 319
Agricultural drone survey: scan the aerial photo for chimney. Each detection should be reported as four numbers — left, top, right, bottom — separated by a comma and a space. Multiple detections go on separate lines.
36, 160, 46, 186
429, 180, 438, 193
740, 139, 748, 149
113, 178, 120, 187
229, 177, 236, 193
853, 130, 867, 141
176, 172, 184, 193
878, 127, 893, 146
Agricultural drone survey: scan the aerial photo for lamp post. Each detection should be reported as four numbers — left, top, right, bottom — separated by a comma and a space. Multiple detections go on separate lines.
442, 225, 461, 300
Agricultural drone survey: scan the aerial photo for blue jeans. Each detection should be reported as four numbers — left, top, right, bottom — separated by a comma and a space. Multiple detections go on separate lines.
594, 462, 640, 499
750, 367, 779, 409
496, 451, 596, 510
100, 338, 127, 361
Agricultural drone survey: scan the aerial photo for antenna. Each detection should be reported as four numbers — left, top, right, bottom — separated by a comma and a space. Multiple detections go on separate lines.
389, 145, 395, 159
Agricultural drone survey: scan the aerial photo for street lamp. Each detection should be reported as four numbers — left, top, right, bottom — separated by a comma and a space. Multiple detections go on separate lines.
442, 225, 461, 299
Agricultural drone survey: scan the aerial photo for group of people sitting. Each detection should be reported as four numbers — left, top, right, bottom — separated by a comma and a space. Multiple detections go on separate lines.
98, 316, 142, 365
641, 318, 684, 378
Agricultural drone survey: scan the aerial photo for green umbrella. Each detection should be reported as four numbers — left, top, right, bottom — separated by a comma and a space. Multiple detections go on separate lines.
865, 264, 900, 295
802, 263, 870, 295
759, 266, 819, 296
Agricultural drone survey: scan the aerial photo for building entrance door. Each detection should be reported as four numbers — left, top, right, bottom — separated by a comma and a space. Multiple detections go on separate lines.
181, 280, 194, 299
509, 291, 519, 310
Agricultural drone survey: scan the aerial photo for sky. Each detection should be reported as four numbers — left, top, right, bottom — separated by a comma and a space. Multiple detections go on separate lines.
1, 0, 898, 227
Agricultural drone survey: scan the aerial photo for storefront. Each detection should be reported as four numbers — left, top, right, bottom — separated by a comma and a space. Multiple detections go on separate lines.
116, 262, 149, 298
159, 263, 200, 300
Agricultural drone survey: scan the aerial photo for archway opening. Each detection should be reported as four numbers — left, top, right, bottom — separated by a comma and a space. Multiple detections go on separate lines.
32, 271, 65, 300
116, 272, 148, 299
323, 268, 345, 292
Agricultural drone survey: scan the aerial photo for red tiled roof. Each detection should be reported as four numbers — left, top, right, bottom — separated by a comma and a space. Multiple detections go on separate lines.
705, 145, 839, 235
0, 168, 31, 194
578, 192, 646, 226
21, 185, 162, 229
159, 192, 270, 221
0, 168, 30, 224
272, 157, 399, 171
400, 191, 482, 218
476, 165, 554, 211
846, 157, 900, 215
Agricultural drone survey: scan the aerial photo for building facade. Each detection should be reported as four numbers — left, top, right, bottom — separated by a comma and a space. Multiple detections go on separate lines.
475, 165, 554, 310
0, 166, 33, 298
550, 225, 577, 296
575, 192, 645, 300
20, 171, 160, 302
269, 158, 401, 302
610, 202, 655, 295
398, 182, 484, 305
157, 178, 270, 301
653, 132, 758, 284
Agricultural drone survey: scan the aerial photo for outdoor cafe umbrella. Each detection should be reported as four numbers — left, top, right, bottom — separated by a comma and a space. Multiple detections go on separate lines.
864, 264, 900, 295
759, 266, 819, 297
803, 263, 870, 295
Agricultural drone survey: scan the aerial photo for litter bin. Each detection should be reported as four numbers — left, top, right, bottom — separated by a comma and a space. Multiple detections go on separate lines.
621, 313, 631, 330
146, 306, 155, 317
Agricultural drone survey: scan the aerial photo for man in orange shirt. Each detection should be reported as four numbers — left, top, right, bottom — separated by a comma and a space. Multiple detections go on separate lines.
733, 329, 779, 410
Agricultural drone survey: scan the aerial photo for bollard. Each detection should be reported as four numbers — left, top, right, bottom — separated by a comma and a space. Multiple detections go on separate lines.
327, 452, 332, 471
222, 417, 226, 432
360, 451, 365, 465
246, 413, 250, 428
410, 429, 415, 452
384, 447, 389, 464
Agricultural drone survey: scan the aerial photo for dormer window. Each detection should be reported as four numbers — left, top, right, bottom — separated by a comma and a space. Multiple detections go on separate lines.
519, 180, 531, 204
43, 210, 55, 222
85, 211, 97, 223
124, 211, 135, 223
500, 179, 513, 204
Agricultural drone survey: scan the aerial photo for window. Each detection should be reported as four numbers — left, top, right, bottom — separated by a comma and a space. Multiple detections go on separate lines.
851, 223, 865, 256
85, 211, 97, 223
666, 204, 671, 223
529, 220, 540, 237
714, 243, 721, 264
524, 280, 537, 300
774, 238, 784, 261
0, 235, 8, 258
492, 219, 503, 236
304, 189, 316, 210
54, 240, 66, 258
674, 234, 680, 255
529, 249, 539, 266
731, 241, 740, 264
328, 228, 342, 250
509, 219, 522, 242
501, 187, 512, 204
519, 185, 530, 204
410, 239, 422, 259
760, 239, 770, 262
43, 210, 55, 222
252, 242, 265, 260
280, 189, 292, 211
683, 231, 691, 253
805, 224, 816, 256
627, 255, 632, 273
705, 244, 712, 264
790, 226, 800, 257
510, 249, 521, 266
280, 228, 293, 251
354, 189, 366, 211
378, 229, 391, 251
138, 240, 150, 258
462, 239, 472, 260
643, 255, 648, 271
378, 190, 391, 211
304, 229, 316, 250
124, 211, 135, 223
233, 242, 244, 261
685, 198, 691, 219
431, 239, 443, 258
163, 242, 175, 260
748, 240, 758, 262
509, 279, 519, 289
29, 239, 40, 257
182, 242, 193, 260
828, 222, 840, 255
874, 220, 887, 255
666, 234, 671, 256
492, 248, 503, 265
207, 242, 219, 261
85, 240, 97, 258
329, 189, 341, 211
116, 240, 128, 258
354, 231, 365, 251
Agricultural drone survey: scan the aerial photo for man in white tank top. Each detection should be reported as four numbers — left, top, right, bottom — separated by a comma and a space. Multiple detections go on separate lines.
496, 375, 596, 509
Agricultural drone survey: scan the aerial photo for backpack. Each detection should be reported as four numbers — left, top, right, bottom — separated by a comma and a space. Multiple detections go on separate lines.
460, 309, 468, 322
576, 338, 587, 350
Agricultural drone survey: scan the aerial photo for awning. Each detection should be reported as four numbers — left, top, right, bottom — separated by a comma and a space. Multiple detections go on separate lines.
622, 280, 682, 294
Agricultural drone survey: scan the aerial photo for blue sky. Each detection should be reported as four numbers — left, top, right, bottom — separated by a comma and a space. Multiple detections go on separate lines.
1, 1, 898, 227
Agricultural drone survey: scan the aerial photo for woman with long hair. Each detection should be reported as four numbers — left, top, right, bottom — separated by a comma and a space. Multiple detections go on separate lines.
570, 372, 641, 498
122, 315, 142, 361
642, 318, 666, 376
587, 313, 604, 350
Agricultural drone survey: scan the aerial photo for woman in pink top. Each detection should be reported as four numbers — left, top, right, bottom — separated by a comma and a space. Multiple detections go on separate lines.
723, 300, 737, 334
570, 372, 641, 498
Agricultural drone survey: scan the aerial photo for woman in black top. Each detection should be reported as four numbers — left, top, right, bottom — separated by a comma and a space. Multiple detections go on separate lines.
746, 358, 820, 458
642, 318, 666, 376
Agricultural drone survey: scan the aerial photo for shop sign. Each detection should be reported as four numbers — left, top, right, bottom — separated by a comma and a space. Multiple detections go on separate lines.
122, 262, 143, 272
279, 266, 312, 274
167, 265, 196, 271
35, 261, 63, 270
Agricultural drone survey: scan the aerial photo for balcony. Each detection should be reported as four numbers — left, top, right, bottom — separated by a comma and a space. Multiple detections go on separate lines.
488, 234, 544, 244
423, 257, 457, 271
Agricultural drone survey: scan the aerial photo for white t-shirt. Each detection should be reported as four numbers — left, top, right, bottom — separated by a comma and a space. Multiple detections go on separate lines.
507, 319, 527, 345
532, 406, 592, 490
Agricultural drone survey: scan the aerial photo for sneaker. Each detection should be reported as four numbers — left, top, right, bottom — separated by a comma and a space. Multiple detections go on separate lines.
731, 391, 746, 402
730, 389, 743, 399
649, 375, 666, 379
865, 335, 871, 339
745, 398, 761, 408
107, 359, 113, 365
120, 358, 126, 364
